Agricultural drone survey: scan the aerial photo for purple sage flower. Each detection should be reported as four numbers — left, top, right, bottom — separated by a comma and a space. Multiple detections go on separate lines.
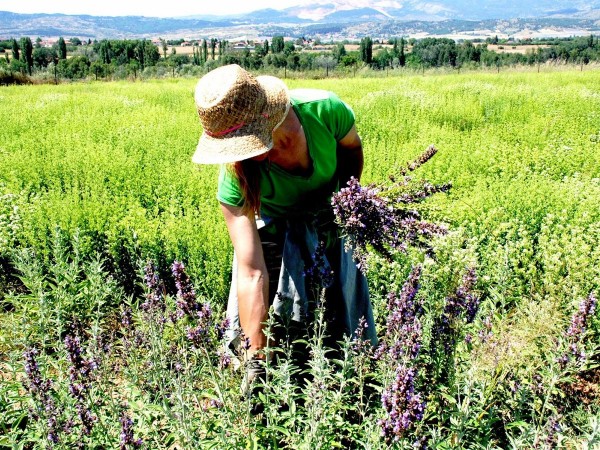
558, 292, 597, 368
378, 365, 425, 442
432, 267, 479, 353
375, 265, 423, 361
304, 240, 334, 290
23, 348, 61, 444
142, 260, 167, 322
119, 411, 143, 449
172, 260, 200, 320
64, 334, 97, 435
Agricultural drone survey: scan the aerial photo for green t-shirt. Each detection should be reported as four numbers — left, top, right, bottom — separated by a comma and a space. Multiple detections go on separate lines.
217, 89, 355, 219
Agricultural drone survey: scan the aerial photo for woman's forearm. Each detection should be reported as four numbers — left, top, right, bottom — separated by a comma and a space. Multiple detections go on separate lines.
237, 270, 269, 353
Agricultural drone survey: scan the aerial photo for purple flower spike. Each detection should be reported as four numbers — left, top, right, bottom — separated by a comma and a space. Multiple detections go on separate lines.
172, 260, 200, 320
142, 261, 166, 322
375, 265, 423, 361
558, 292, 597, 368
378, 365, 426, 442
64, 334, 98, 435
119, 411, 143, 449
304, 240, 334, 290
23, 348, 61, 444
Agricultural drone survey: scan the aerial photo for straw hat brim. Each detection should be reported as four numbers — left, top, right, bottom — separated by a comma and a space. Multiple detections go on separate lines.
192, 132, 274, 165
192, 75, 290, 165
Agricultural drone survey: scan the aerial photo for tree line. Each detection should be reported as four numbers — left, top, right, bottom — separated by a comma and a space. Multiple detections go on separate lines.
1, 33, 598, 82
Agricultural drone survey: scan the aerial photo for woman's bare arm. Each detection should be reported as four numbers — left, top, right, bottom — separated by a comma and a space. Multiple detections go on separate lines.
220, 202, 269, 355
336, 124, 364, 185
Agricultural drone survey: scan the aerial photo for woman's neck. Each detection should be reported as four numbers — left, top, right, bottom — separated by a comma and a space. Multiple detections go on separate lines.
269, 108, 311, 175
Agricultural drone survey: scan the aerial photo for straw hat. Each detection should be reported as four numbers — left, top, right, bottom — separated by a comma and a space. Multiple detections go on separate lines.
192, 64, 290, 164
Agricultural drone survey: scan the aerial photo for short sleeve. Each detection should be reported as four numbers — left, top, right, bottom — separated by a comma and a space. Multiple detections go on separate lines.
217, 164, 244, 207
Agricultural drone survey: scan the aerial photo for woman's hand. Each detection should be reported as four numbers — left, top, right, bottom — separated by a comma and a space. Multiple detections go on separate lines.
220, 202, 269, 354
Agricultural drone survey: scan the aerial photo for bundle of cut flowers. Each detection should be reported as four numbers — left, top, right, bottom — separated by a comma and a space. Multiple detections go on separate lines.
332, 144, 452, 269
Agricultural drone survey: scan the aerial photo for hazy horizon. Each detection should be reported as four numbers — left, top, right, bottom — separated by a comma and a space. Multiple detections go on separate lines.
0, 0, 395, 17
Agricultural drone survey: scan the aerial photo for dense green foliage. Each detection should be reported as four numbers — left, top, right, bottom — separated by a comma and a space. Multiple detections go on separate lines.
1, 69, 599, 448
1, 35, 599, 83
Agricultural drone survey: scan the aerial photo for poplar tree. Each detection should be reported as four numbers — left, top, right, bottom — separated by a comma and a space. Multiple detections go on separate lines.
58, 37, 67, 60
271, 36, 284, 53
360, 37, 373, 65
210, 38, 217, 60
160, 38, 168, 59
399, 38, 406, 67
20, 37, 34, 75
11, 39, 20, 61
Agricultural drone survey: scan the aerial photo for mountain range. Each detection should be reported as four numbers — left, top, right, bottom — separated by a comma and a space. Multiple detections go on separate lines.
190, 0, 600, 22
1, 0, 600, 40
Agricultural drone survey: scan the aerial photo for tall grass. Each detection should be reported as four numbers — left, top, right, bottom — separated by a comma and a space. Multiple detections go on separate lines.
1, 69, 599, 448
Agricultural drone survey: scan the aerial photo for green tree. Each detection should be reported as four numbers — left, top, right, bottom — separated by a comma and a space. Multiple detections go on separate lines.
160, 38, 168, 59
57, 55, 90, 79
297, 52, 315, 70
271, 36, 285, 53
193, 45, 201, 65
219, 40, 228, 56
20, 37, 34, 75
264, 53, 287, 68
333, 43, 347, 62
96, 40, 112, 64
340, 54, 358, 67
399, 38, 406, 67
128, 60, 141, 78
255, 42, 266, 58
9, 58, 27, 74
286, 53, 300, 70
89, 61, 107, 80
58, 37, 67, 60
373, 48, 393, 69
170, 54, 190, 67
410, 37, 458, 68
11, 39, 20, 61
210, 38, 217, 60
202, 40, 208, 62
314, 55, 336, 76
283, 41, 295, 56
359, 37, 373, 64
222, 53, 241, 66
133, 39, 158, 71
457, 40, 480, 66
143, 40, 160, 66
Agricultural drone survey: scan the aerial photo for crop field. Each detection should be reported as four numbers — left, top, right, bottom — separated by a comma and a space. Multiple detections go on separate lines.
0, 69, 599, 448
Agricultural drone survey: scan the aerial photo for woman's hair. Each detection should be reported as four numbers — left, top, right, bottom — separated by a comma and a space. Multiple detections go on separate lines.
232, 159, 262, 215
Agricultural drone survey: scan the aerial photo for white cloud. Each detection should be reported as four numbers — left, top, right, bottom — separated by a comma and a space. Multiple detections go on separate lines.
413, 2, 451, 14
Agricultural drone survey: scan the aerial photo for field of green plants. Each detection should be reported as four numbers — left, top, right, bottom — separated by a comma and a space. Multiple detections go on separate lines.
1, 68, 599, 449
